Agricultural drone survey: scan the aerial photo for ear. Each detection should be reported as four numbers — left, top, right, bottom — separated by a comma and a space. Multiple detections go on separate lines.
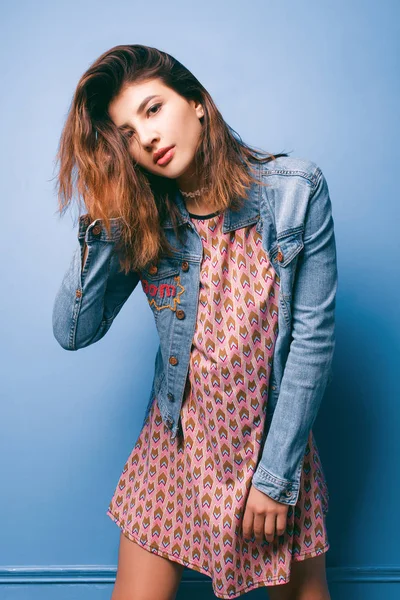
194, 101, 204, 119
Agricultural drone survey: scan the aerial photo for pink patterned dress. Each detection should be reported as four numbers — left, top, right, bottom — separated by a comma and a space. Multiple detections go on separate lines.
107, 209, 330, 598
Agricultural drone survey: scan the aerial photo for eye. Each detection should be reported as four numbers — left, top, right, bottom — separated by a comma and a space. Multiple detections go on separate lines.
123, 104, 162, 140
147, 103, 161, 115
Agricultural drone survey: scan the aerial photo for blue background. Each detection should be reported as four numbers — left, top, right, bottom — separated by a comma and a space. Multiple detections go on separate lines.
1, 0, 399, 598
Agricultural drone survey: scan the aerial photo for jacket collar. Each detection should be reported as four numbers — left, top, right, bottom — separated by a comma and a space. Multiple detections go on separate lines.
162, 162, 262, 233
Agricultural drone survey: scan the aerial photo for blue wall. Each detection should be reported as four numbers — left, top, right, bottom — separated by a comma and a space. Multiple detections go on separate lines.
1, 1, 399, 598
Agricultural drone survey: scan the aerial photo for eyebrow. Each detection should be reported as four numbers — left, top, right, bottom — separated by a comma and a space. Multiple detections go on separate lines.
117, 95, 160, 130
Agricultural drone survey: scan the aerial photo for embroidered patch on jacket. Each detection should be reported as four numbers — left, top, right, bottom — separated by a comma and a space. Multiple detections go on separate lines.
140, 274, 185, 312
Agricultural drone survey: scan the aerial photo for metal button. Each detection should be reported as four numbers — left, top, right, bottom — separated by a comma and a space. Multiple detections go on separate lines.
148, 265, 158, 275
169, 356, 178, 366
92, 225, 102, 236
285, 490, 292, 497
271, 385, 276, 390
167, 392, 175, 402
176, 309, 185, 320
182, 261, 189, 272
277, 249, 284, 262
75, 289, 82, 298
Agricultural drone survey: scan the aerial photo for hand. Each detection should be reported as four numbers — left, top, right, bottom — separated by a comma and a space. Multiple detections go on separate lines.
242, 484, 289, 543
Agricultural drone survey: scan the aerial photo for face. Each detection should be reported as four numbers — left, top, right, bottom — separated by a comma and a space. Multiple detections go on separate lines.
108, 78, 205, 188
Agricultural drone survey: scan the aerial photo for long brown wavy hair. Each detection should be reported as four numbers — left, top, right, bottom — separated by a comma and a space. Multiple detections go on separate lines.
54, 44, 289, 274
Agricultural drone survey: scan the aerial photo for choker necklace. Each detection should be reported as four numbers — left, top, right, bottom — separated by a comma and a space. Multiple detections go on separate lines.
179, 186, 209, 198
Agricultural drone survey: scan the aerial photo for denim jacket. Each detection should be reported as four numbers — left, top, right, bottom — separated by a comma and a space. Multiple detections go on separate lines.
52, 156, 338, 506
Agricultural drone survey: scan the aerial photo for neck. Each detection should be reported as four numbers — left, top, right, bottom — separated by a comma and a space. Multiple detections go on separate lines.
180, 188, 217, 216
174, 161, 205, 195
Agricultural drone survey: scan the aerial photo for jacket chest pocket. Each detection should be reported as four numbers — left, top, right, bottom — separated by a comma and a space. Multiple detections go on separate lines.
269, 228, 304, 325
270, 229, 304, 289
140, 258, 183, 314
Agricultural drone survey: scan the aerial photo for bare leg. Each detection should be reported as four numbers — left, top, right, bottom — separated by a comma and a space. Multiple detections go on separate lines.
267, 553, 330, 600
111, 531, 185, 600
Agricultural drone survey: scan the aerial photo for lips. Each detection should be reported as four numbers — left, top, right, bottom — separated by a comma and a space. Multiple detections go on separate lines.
154, 145, 175, 164
155, 146, 175, 166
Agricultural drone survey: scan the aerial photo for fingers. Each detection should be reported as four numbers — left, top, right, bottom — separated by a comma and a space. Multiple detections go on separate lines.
275, 511, 287, 537
242, 510, 287, 544
256, 511, 276, 542
242, 486, 289, 544
255, 512, 275, 543
242, 505, 254, 542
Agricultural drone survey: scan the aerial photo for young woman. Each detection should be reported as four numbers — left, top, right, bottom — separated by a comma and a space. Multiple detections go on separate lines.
52, 44, 337, 600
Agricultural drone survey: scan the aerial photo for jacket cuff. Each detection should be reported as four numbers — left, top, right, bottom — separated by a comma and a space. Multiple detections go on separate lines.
78, 214, 123, 243
251, 465, 299, 506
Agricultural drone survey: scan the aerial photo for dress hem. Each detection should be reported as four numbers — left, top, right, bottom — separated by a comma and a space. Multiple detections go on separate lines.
106, 508, 330, 599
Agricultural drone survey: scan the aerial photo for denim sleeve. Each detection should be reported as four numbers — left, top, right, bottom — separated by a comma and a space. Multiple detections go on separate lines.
52, 215, 140, 350
252, 168, 338, 505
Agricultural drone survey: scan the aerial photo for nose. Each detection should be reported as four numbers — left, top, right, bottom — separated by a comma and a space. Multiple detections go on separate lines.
134, 125, 159, 154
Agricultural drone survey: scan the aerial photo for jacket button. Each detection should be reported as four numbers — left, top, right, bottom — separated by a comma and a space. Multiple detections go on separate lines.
176, 309, 185, 319
285, 490, 292, 498
271, 385, 276, 390
75, 289, 82, 298
277, 248, 284, 262
148, 265, 158, 275
182, 261, 189, 272
92, 225, 102, 236
169, 356, 178, 366
167, 392, 175, 402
